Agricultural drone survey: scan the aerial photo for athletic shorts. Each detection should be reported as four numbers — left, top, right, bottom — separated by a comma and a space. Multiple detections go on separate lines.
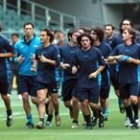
0, 75, 8, 94
100, 72, 110, 99
77, 86, 100, 103
62, 79, 78, 102
19, 75, 37, 97
119, 82, 139, 100
36, 81, 58, 94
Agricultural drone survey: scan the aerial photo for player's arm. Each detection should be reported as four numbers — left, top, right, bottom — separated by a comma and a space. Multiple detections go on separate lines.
31, 59, 38, 72
0, 52, 15, 58
0, 38, 15, 58
89, 49, 105, 79
127, 57, 140, 65
39, 54, 56, 66
107, 55, 123, 62
89, 65, 105, 79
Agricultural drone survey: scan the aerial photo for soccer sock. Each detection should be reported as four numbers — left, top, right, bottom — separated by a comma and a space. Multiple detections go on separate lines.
93, 110, 98, 119
72, 119, 78, 124
84, 115, 91, 125
6, 109, 12, 117
40, 118, 44, 124
125, 105, 134, 124
47, 114, 53, 122
98, 108, 104, 117
27, 114, 33, 124
55, 111, 59, 116
104, 107, 109, 116
45, 102, 49, 115
132, 103, 139, 119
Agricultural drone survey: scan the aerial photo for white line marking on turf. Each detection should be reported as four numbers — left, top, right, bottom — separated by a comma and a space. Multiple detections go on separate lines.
0, 132, 139, 136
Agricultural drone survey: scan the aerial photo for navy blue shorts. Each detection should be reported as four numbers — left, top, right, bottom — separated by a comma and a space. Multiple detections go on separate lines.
138, 82, 140, 96
77, 86, 100, 103
119, 82, 139, 100
62, 79, 78, 102
100, 73, 110, 99
36, 81, 58, 94
0, 75, 8, 94
19, 75, 37, 97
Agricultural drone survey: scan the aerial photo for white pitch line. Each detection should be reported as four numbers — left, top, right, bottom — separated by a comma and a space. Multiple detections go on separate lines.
0, 132, 139, 136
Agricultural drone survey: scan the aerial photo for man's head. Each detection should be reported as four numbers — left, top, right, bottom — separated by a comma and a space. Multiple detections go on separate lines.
23, 22, 34, 37
90, 27, 104, 43
77, 33, 93, 49
68, 29, 81, 44
11, 33, 19, 44
40, 28, 54, 44
122, 28, 136, 43
120, 19, 133, 33
104, 24, 115, 38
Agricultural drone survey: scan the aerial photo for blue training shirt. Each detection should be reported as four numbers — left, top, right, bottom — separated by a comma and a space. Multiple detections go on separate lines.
110, 43, 140, 83
35, 44, 60, 84
0, 35, 14, 76
14, 35, 41, 76
73, 46, 106, 88
59, 44, 78, 81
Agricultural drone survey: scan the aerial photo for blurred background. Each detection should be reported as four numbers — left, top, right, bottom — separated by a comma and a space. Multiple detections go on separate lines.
0, 0, 140, 38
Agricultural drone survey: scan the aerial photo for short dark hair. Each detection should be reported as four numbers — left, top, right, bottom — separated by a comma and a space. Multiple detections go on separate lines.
67, 29, 79, 42
90, 27, 104, 42
11, 33, 19, 38
23, 22, 34, 28
104, 24, 115, 30
120, 18, 134, 33
77, 33, 93, 46
79, 26, 90, 34
42, 28, 54, 43
54, 30, 63, 34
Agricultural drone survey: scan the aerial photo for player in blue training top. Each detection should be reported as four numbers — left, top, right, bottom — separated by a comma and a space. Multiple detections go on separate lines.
107, 28, 140, 129
34, 28, 61, 129
14, 22, 41, 128
59, 29, 81, 128
90, 27, 112, 122
72, 33, 106, 129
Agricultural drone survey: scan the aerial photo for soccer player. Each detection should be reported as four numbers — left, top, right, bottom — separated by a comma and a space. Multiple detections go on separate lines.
59, 29, 81, 128
110, 19, 134, 126
104, 24, 116, 46
72, 33, 106, 129
14, 22, 41, 128
8, 33, 21, 100
34, 28, 61, 129
107, 28, 140, 129
0, 23, 15, 127
90, 27, 112, 121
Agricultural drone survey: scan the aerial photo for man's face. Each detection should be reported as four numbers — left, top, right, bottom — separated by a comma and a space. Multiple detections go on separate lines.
24, 24, 34, 37
105, 26, 114, 38
71, 32, 81, 44
121, 20, 132, 31
11, 35, 19, 44
90, 30, 98, 41
40, 31, 49, 44
122, 29, 132, 41
81, 36, 91, 49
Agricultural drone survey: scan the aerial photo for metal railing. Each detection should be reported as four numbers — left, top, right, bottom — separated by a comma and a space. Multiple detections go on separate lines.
0, 0, 106, 30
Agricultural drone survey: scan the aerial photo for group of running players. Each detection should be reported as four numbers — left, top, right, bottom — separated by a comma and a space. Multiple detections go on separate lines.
0, 18, 140, 130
